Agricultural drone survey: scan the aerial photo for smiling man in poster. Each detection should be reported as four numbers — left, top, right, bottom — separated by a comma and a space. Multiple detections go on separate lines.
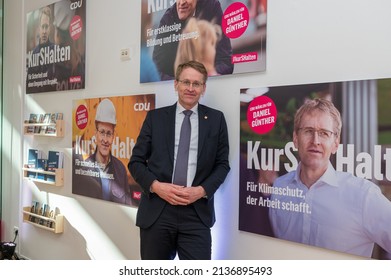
72, 95, 155, 207
268, 98, 391, 258
73, 99, 129, 204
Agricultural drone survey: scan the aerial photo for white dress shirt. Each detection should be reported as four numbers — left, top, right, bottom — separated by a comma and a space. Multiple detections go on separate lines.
269, 162, 391, 258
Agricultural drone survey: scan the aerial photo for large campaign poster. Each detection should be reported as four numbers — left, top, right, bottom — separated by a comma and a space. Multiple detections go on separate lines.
239, 79, 391, 259
26, 0, 86, 94
72, 94, 155, 207
140, 0, 267, 83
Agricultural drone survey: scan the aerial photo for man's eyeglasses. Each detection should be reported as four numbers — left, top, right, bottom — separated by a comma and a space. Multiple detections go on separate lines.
298, 127, 336, 140
97, 129, 114, 139
177, 80, 204, 89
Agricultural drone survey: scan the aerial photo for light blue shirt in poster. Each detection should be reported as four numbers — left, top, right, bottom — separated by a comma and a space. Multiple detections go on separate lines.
140, 47, 160, 83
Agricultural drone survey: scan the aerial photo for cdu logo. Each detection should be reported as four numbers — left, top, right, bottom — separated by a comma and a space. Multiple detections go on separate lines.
70, 0, 83, 10
134, 103, 151, 111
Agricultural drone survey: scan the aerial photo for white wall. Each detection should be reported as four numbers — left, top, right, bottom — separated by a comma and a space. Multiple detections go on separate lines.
3, 0, 391, 260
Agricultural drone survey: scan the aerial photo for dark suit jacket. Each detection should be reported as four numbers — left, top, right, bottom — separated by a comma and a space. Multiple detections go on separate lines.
128, 103, 230, 228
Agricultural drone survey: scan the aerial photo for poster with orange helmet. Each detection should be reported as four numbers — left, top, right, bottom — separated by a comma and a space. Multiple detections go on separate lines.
72, 94, 155, 207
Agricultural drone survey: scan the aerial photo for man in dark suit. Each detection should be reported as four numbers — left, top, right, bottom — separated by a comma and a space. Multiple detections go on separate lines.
128, 61, 230, 260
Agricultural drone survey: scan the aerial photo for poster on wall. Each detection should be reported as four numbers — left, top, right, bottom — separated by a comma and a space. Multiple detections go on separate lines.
26, 0, 86, 94
72, 94, 155, 207
239, 79, 391, 260
140, 0, 267, 83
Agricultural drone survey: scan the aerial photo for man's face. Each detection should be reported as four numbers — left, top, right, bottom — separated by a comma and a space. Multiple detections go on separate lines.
293, 110, 339, 172
39, 13, 51, 44
174, 67, 205, 109
95, 122, 115, 159
176, 0, 197, 20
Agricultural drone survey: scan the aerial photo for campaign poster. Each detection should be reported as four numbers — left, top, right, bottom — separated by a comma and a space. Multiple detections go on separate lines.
239, 79, 391, 259
140, 0, 267, 83
26, 0, 86, 94
72, 94, 155, 208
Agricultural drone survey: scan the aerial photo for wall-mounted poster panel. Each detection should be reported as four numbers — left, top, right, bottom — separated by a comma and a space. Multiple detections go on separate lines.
140, 0, 267, 83
72, 94, 155, 207
239, 79, 391, 260
26, 0, 86, 94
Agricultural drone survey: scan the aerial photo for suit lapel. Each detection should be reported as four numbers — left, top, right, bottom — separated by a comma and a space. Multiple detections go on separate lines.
197, 105, 209, 159
166, 104, 177, 165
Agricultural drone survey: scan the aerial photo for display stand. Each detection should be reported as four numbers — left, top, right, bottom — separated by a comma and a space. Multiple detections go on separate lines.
22, 207, 64, 234
22, 168, 64, 186
23, 119, 64, 137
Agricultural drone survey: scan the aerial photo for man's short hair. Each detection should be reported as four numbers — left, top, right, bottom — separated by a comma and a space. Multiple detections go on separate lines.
294, 98, 342, 137
175, 60, 208, 83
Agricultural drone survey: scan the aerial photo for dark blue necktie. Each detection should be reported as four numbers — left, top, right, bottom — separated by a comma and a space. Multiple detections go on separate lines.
173, 110, 192, 186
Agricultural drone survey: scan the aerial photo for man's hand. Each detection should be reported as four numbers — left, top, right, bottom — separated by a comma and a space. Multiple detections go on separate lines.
150, 181, 207, 205
151, 181, 190, 205
181, 186, 207, 204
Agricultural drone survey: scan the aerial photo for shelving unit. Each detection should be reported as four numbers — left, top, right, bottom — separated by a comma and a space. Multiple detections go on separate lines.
23, 119, 64, 137
22, 168, 64, 186
22, 207, 64, 234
